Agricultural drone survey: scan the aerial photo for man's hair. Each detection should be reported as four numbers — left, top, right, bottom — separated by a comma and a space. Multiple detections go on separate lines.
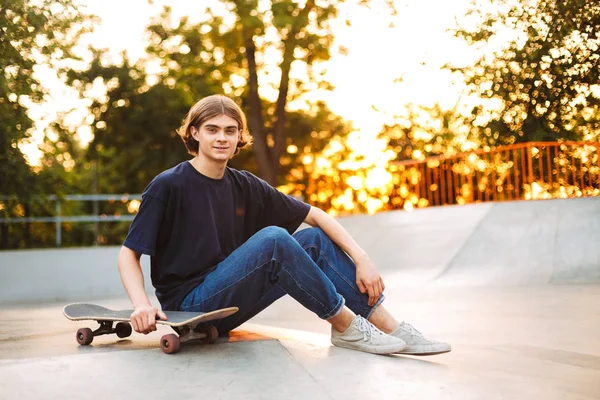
177, 95, 253, 156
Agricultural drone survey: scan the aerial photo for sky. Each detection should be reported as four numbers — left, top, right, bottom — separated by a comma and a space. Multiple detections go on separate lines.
23, 0, 486, 164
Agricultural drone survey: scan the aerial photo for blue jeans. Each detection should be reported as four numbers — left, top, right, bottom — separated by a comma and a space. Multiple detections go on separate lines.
179, 226, 384, 334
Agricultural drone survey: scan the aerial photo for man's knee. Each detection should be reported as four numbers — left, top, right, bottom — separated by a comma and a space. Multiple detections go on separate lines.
255, 226, 294, 248
293, 227, 330, 246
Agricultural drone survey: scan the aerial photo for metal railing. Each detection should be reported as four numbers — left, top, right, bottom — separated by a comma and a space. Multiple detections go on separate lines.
390, 141, 600, 208
0, 194, 141, 246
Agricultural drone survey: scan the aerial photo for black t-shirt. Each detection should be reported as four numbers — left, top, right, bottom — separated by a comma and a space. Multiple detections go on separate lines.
123, 161, 311, 310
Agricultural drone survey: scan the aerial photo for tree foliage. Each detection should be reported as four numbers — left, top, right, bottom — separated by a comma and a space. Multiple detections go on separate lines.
379, 102, 480, 162
447, 0, 600, 145
67, 6, 352, 191
125, 2, 343, 185
0, 0, 91, 248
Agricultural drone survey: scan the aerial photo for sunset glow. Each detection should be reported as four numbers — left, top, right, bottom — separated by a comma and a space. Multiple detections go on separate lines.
12, 0, 598, 222
22, 0, 482, 165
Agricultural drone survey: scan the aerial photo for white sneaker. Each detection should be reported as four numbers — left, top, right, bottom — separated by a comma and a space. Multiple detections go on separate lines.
331, 315, 407, 355
390, 321, 451, 355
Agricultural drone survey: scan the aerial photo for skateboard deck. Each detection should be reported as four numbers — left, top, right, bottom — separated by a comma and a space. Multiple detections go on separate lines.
63, 303, 238, 354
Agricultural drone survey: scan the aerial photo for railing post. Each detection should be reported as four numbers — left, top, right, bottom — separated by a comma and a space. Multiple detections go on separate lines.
469, 170, 474, 203
527, 143, 534, 196
597, 146, 600, 191
55, 200, 61, 247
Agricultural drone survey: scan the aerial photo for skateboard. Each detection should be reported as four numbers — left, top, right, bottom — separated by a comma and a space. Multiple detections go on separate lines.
63, 303, 238, 354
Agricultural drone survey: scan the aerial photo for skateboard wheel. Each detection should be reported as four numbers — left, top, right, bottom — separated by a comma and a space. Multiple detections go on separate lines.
202, 326, 219, 344
160, 334, 180, 354
115, 322, 132, 338
76, 328, 94, 345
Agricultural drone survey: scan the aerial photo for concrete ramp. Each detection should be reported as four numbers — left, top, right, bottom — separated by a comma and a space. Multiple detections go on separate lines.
437, 198, 600, 285
337, 197, 600, 287
336, 202, 494, 285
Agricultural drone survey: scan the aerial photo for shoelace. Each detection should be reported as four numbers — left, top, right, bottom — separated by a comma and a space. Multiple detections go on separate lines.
356, 316, 386, 342
402, 322, 425, 338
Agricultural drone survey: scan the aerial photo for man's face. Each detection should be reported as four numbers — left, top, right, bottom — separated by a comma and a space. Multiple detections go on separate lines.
191, 114, 241, 163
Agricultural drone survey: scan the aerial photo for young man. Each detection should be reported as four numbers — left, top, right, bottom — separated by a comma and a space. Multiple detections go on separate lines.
118, 95, 451, 356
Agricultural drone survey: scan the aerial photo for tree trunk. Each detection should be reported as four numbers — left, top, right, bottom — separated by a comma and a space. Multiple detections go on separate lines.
272, 0, 316, 178
272, 44, 294, 176
237, 7, 277, 185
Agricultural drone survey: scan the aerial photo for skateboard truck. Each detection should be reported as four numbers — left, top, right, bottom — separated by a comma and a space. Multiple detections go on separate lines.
76, 321, 133, 345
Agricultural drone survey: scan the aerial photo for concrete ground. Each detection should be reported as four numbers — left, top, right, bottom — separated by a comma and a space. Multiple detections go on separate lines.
1, 198, 600, 399
2, 285, 599, 400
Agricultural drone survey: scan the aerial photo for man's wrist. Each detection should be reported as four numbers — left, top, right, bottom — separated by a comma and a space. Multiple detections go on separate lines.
133, 300, 152, 309
352, 251, 371, 265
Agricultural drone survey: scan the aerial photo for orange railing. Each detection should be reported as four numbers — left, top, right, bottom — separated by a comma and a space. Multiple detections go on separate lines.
391, 141, 600, 209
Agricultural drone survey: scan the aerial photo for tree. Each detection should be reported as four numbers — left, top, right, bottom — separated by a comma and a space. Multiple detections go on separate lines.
0, 0, 91, 248
233, 0, 397, 184
231, 0, 337, 185
447, 0, 600, 145
379, 102, 481, 162
65, 53, 191, 194
68, 5, 359, 188
141, 1, 395, 185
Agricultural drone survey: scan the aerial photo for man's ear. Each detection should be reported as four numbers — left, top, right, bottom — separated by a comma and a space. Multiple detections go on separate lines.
190, 126, 198, 140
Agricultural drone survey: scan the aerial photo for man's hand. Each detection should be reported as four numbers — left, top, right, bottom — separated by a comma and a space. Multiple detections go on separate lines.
130, 305, 167, 334
355, 256, 385, 306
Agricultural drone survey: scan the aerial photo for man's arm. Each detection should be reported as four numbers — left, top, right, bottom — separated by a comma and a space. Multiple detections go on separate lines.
303, 206, 384, 306
117, 246, 167, 333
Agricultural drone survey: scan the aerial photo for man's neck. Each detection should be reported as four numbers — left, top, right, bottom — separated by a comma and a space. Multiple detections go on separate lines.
189, 156, 227, 179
